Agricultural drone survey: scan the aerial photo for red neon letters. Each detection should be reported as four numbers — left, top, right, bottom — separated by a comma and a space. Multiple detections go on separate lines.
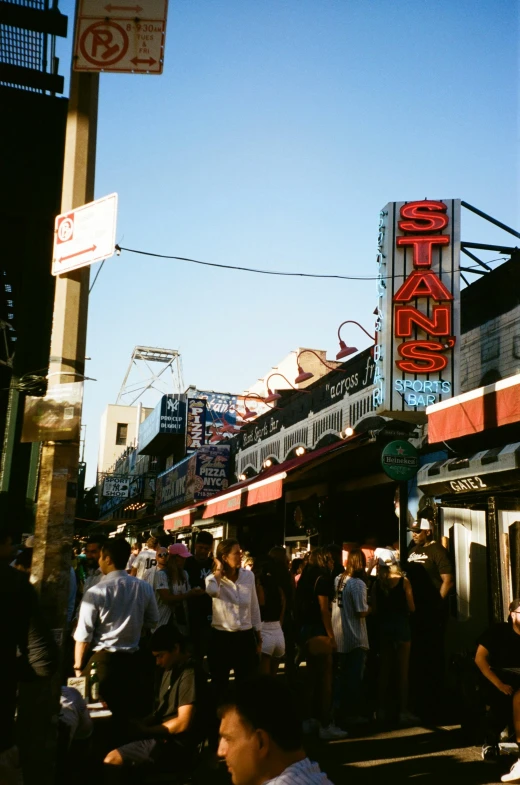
395, 305, 451, 337
394, 200, 455, 374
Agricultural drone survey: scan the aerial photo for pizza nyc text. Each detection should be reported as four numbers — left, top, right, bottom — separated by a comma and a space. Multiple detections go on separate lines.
373, 199, 460, 417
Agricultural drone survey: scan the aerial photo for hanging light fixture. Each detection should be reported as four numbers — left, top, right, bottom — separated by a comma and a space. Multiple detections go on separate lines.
265, 372, 311, 403
336, 320, 375, 360
295, 446, 306, 456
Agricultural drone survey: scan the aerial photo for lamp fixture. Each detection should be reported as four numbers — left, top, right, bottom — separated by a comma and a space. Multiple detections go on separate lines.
263, 458, 273, 469
294, 348, 358, 385
341, 426, 355, 439
239, 473, 247, 481
336, 321, 376, 360
295, 446, 306, 457
265, 372, 311, 403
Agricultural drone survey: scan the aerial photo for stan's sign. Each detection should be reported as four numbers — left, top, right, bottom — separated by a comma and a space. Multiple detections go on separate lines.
373, 199, 460, 418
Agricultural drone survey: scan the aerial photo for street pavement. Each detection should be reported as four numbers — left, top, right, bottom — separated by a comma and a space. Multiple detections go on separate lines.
303, 723, 514, 785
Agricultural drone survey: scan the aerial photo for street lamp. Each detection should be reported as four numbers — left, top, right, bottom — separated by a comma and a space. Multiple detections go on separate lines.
336, 320, 376, 360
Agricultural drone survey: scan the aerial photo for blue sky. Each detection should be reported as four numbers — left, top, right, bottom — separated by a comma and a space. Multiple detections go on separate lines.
57, 0, 518, 485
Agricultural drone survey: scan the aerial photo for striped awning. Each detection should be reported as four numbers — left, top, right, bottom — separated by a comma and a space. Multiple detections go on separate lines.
417, 442, 520, 496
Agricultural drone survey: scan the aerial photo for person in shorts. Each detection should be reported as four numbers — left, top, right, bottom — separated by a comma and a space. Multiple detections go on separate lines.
253, 556, 286, 676
104, 626, 209, 774
475, 598, 520, 779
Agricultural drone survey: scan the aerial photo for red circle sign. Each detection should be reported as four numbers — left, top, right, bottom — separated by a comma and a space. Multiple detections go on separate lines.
79, 20, 129, 67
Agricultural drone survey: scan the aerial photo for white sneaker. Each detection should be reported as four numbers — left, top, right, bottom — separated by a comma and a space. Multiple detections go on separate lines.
319, 723, 349, 741
502, 759, 520, 782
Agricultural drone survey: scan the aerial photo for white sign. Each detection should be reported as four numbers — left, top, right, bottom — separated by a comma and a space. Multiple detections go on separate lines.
373, 199, 460, 419
52, 193, 118, 276
103, 476, 130, 497
73, 0, 168, 74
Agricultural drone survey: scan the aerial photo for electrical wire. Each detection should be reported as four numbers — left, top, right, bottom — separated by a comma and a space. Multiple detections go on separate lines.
116, 245, 508, 282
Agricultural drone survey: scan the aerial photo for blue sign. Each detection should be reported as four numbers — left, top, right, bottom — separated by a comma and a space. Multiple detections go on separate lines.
138, 395, 187, 455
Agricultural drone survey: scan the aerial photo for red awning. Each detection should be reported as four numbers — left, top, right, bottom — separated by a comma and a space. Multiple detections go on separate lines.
427, 374, 520, 443
163, 435, 362, 530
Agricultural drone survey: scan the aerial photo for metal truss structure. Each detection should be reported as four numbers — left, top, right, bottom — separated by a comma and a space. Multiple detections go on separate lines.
116, 346, 184, 406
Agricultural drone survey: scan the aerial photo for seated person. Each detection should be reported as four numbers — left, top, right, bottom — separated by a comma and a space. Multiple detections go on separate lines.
218, 675, 335, 785
104, 625, 208, 774
475, 598, 520, 781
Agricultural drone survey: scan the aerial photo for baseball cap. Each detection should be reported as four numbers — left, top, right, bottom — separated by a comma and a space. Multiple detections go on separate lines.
168, 543, 191, 559
408, 518, 433, 532
509, 598, 520, 613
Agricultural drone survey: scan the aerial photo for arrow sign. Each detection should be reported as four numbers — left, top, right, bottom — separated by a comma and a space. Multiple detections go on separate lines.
59, 245, 97, 263
130, 56, 157, 66
52, 193, 118, 276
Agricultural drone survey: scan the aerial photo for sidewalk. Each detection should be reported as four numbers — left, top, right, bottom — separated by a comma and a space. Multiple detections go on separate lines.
305, 723, 514, 785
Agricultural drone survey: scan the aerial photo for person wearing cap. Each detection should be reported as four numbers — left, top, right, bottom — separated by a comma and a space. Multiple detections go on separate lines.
475, 599, 520, 776
406, 517, 454, 720
154, 543, 204, 636
185, 530, 215, 661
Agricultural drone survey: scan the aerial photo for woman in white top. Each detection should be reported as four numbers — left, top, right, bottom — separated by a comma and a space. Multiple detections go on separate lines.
205, 538, 262, 703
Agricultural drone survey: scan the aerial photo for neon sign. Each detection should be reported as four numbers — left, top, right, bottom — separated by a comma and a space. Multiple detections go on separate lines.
373, 199, 460, 416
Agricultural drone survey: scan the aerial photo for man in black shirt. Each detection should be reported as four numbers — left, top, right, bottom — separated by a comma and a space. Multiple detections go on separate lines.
475, 599, 520, 777
104, 625, 209, 774
406, 518, 454, 720
185, 531, 214, 661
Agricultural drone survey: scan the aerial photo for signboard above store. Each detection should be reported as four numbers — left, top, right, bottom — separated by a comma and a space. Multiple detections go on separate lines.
103, 476, 130, 497
138, 395, 186, 456
373, 199, 460, 419
381, 440, 420, 481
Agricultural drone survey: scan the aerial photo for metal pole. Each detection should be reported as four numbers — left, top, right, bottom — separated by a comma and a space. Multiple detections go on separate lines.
20, 63, 99, 785
461, 201, 520, 240
399, 480, 409, 571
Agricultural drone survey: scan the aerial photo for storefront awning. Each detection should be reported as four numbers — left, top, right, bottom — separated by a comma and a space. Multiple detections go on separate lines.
417, 442, 520, 497
427, 374, 520, 443
163, 435, 364, 530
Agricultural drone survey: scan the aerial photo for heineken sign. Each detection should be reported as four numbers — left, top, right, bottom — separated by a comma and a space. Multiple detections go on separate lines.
381, 440, 420, 481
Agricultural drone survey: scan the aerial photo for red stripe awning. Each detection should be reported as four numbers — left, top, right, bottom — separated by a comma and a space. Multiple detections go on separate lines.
162, 434, 362, 530
427, 375, 520, 443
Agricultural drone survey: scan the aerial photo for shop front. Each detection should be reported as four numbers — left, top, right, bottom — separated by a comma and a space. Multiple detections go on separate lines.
418, 373, 520, 656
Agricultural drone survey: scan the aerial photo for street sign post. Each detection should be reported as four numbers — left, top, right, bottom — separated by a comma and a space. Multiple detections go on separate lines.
73, 0, 168, 74
52, 192, 118, 276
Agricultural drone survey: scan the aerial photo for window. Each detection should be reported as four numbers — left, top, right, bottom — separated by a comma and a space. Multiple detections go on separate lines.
116, 423, 128, 445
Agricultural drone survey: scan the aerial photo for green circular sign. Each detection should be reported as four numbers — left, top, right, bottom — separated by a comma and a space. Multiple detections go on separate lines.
381, 440, 420, 481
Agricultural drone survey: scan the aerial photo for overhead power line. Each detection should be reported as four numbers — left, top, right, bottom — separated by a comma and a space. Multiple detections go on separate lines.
115, 245, 508, 282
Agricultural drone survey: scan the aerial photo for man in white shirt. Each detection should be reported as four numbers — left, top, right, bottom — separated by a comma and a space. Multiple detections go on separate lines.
131, 536, 159, 579
218, 676, 334, 785
74, 538, 159, 719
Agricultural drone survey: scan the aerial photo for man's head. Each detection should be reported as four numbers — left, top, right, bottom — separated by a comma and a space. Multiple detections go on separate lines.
99, 538, 131, 574
409, 518, 433, 546
156, 545, 169, 569
85, 536, 107, 569
150, 625, 188, 670
146, 536, 158, 550
194, 530, 213, 562
132, 542, 141, 555
509, 599, 520, 630
218, 677, 304, 785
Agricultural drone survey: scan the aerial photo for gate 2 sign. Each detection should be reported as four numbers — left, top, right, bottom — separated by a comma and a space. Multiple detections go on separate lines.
73, 0, 168, 74
373, 200, 460, 419
381, 441, 420, 482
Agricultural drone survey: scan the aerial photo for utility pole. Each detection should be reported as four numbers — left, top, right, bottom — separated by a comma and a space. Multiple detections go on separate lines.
19, 62, 99, 784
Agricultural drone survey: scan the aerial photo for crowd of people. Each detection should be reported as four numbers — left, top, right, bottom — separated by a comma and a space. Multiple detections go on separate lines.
4, 518, 520, 784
